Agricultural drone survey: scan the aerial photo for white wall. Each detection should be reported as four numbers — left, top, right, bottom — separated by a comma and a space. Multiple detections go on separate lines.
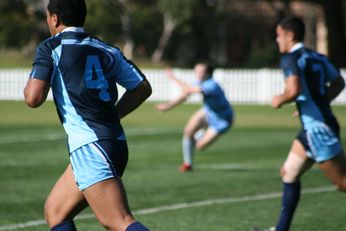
1, 68, 346, 104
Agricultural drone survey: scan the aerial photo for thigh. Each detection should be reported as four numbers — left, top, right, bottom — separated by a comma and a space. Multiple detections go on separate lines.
195, 128, 220, 150
45, 164, 88, 227
319, 151, 346, 188
83, 177, 134, 231
281, 139, 314, 183
70, 140, 128, 191
184, 108, 207, 136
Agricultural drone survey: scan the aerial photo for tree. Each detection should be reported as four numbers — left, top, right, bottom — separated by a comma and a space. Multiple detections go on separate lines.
320, 0, 346, 67
85, 0, 123, 45
151, 0, 196, 63
0, 0, 35, 49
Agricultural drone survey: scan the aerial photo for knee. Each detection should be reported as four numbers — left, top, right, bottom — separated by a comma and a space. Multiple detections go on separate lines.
44, 198, 64, 227
98, 215, 134, 231
333, 179, 346, 192
280, 166, 300, 183
195, 142, 204, 151
183, 127, 195, 138
44, 199, 57, 227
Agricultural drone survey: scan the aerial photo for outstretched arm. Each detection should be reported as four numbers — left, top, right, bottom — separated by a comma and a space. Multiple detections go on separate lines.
166, 68, 201, 94
115, 79, 152, 119
166, 68, 189, 91
154, 91, 189, 112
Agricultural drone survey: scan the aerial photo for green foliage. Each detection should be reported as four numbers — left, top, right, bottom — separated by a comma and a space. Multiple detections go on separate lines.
0, 0, 345, 67
0, 50, 33, 68
84, 0, 123, 44
157, 0, 197, 24
0, 0, 34, 48
129, 2, 162, 56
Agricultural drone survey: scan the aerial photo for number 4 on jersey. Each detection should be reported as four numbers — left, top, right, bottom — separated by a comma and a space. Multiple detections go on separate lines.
84, 55, 111, 101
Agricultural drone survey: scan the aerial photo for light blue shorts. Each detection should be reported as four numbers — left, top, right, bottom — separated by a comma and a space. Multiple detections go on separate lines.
70, 140, 128, 190
207, 114, 233, 134
297, 122, 342, 162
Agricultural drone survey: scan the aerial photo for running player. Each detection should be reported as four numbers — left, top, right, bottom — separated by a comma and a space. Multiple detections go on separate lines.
24, 0, 151, 230
155, 63, 233, 172
254, 17, 346, 231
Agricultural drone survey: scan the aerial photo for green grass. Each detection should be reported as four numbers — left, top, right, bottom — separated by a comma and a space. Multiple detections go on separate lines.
0, 101, 346, 230
0, 51, 34, 68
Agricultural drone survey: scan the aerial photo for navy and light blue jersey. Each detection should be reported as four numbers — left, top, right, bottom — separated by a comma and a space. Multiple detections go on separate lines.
280, 46, 340, 131
199, 78, 233, 121
30, 27, 145, 152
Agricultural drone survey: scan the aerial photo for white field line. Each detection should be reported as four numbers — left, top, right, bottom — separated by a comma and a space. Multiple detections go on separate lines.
0, 186, 335, 231
0, 128, 181, 144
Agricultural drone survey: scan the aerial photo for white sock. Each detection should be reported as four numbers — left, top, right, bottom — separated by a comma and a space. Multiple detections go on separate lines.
182, 136, 195, 166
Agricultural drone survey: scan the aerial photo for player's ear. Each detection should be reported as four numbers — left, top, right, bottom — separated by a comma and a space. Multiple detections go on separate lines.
51, 13, 61, 28
286, 31, 295, 42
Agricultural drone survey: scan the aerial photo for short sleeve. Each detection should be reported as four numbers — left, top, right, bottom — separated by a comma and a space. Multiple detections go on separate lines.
29, 41, 54, 83
200, 79, 217, 96
113, 49, 145, 90
280, 54, 300, 79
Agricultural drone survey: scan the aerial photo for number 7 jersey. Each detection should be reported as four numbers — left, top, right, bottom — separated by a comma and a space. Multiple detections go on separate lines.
29, 27, 145, 152
280, 45, 341, 131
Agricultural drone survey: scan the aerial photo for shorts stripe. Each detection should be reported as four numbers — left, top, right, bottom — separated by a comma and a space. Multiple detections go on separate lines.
92, 142, 117, 177
70, 142, 115, 190
301, 122, 342, 162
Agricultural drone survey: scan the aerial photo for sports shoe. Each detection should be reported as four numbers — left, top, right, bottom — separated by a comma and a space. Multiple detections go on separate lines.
179, 163, 192, 172
250, 227, 276, 231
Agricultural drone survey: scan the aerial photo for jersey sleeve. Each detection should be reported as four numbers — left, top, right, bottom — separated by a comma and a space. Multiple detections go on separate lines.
29, 41, 53, 82
200, 79, 217, 96
280, 54, 300, 79
113, 49, 145, 91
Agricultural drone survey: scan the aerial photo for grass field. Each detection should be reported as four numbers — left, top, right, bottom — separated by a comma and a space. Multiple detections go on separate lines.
0, 101, 345, 231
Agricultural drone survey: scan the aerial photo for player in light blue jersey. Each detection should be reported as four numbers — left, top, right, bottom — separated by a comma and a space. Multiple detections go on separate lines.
254, 17, 346, 231
24, 0, 151, 231
155, 63, 233, 172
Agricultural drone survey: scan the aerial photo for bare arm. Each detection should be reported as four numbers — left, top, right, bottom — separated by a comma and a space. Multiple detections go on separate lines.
154, 92, 189, 112
166, 68, 201, 94
24, 78, 50, 108
272, 75, 300, 108
115, 79, 152, 119
327, 75, 345, 102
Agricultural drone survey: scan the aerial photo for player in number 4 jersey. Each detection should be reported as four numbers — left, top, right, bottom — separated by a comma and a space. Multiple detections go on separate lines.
24, 0, 151, 230
254, 17, 346, 231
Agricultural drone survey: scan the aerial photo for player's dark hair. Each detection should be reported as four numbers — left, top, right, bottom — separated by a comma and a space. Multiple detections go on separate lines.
47, 0, 87, 27
278, 16, 305, 42
197, 62, 214, 77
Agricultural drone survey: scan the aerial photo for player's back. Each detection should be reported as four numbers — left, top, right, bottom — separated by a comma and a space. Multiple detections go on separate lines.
32, 28, 145, 152
283, 47, 340, 130
200, 78, 233, 119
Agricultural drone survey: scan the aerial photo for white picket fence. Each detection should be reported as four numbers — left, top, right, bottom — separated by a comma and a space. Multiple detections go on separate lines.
1, 68, 346, 104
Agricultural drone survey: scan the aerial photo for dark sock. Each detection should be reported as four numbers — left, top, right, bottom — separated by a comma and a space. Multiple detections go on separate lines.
126, 221, 150, 231
276, 182, 301, 231
51, 220, 77, 231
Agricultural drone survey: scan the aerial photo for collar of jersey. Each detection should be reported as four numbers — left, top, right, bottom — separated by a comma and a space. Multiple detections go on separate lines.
55, 27, 85, 37
62, 27, 85, 33
289, 42, 304, 53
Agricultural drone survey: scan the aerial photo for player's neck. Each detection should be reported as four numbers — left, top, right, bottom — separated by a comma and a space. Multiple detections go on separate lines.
289, 42, 304, 53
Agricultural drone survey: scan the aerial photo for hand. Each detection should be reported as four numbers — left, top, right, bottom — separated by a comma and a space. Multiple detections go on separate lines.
271, 95, 282, 109
165, 68, 176, 80
292, 110, 299, 118
154, 103, 170, 112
